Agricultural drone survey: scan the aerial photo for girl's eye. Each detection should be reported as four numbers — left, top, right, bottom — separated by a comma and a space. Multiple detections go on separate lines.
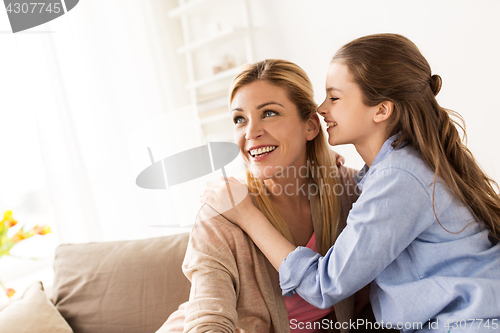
330, 97, 339, 102
233, 116, 246, 124
264, 110, 278, 118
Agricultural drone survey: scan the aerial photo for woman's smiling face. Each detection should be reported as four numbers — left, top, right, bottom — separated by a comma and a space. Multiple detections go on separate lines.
231, 80, 316, 180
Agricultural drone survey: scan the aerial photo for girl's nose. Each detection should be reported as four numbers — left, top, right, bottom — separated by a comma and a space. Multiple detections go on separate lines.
317, 104, 327, 117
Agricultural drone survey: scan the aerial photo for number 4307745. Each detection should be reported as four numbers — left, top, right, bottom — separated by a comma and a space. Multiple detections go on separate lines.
6, 3, 61, 14
445, 319, 498, 330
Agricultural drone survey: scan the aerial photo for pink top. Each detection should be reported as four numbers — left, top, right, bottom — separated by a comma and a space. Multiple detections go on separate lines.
285, 233, 335, 332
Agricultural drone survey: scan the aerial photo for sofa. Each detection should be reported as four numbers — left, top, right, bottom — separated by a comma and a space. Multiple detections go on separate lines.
0, 232, 191, 333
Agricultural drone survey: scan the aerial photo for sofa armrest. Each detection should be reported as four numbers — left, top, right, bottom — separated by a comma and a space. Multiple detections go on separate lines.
51, 233, 190, 333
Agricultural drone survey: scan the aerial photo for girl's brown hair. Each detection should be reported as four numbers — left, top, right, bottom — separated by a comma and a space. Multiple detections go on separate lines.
333, 33, 500, 242
229, 59, 342, 254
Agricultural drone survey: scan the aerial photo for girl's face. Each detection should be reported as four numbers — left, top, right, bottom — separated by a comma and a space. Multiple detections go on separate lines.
317, 62, 378, 147
231, 80, 318, 180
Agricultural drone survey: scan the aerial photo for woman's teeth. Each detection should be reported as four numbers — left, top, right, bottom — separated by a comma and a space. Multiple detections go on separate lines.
326, 121, 338, 128
250, 146, 277, 157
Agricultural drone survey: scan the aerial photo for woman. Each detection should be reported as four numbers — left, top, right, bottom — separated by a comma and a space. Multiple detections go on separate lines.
158, 59, 367, 333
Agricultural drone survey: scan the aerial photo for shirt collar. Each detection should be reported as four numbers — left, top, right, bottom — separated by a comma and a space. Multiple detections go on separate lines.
354, 132, 402, 185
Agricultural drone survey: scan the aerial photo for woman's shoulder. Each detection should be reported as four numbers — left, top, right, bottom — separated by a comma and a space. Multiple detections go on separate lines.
184, 204, 255, 268
191, 204, 247, 243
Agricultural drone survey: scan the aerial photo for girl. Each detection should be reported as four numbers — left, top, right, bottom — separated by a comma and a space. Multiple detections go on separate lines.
201, 34, 500, 332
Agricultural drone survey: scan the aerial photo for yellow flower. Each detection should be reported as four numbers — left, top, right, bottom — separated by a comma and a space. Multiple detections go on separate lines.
2, 210, 17, 228
5, 288, 16, 298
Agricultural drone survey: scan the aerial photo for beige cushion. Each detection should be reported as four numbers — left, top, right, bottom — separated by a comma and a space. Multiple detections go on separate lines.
0, 281, 73, 333
51, 233, 190, 333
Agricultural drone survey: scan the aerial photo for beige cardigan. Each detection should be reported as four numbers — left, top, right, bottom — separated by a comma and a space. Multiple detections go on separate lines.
159, 166, 359, 333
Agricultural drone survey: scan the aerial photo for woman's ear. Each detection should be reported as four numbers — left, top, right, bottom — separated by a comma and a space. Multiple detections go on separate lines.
306, 113, 321, 141
373, 101, 394, 124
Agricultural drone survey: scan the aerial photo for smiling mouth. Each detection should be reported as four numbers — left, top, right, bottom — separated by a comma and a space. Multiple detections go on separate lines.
249, 146, 278, 158
326, 121, 338, 128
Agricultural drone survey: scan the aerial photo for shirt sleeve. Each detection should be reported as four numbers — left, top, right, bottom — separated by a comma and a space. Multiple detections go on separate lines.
279, 167, 437, 309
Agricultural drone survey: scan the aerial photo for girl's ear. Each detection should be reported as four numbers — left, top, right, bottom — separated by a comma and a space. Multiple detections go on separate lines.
374, 101, 394, 124
306, 113, 321, 141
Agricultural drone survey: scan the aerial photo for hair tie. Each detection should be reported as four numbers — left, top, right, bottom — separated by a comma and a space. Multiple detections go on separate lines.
429, 74, 442, 96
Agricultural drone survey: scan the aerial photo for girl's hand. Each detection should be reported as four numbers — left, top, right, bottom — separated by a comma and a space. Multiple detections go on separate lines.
199, 176, 257, 227
332, 150, 345, 167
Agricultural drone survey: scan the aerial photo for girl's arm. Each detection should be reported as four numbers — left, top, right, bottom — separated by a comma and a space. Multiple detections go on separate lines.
200, 177, 295, 271
238, 206, 296, 270
279, 167, 436, 308
202, 168, 437, 309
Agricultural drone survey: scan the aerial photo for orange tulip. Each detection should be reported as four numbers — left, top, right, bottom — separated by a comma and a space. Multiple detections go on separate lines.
11, 230, 28, 244
32, 225, 42, 233
32, 225, 51, 236
38, 226, 51, 235
5, 288, 16, 298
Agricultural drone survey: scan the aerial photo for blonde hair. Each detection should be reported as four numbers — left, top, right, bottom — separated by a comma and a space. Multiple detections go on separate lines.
230, 59, 342, 255
334, 34, 500, 242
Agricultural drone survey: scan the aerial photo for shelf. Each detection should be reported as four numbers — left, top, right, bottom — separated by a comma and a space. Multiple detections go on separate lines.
186, 66, 241, 90
200, 110, 230, 124
177, 27, 246, 54
197, 90, 228, 103
197, 95, 228, 114
168, 0, 218, 18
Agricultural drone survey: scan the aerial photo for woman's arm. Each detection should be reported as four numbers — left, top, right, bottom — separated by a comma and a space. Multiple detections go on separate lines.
181, 208, 241, 332
156, 215, 240, 333
170, 203, 282, 332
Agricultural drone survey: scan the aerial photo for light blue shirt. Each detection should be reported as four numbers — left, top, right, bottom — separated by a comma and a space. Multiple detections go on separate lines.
279, 134, 500, 332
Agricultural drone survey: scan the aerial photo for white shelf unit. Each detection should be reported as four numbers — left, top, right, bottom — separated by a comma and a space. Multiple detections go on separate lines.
177, 27, 247, 54
169, 0, 255, 140
168, 0, 216, 18
186, 66, 241, 90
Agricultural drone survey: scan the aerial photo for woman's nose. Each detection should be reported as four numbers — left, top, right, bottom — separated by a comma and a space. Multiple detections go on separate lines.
245, 120, 264, 140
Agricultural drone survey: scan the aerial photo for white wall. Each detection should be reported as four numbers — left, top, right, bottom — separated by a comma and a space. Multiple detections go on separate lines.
1, 0, 498, 297
249, 0, 500, 182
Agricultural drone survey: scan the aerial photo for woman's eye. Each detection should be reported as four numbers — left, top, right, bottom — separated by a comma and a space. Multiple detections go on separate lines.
233, 116, 246, 124
330, 97, 339, 102
264, 110, 278, 118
